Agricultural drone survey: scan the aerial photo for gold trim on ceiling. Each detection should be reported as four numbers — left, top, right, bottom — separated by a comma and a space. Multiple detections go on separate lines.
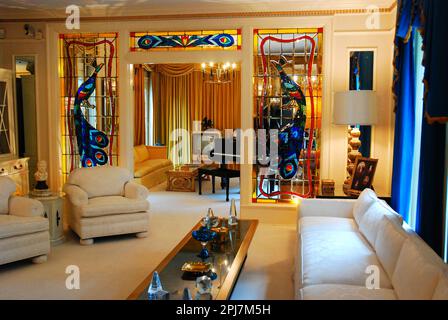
0, 2, 397, 23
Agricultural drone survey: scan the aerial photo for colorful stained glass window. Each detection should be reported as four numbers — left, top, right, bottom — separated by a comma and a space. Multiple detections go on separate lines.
252, 28, 324, 203
130, 29, 241, 52
59, 33, 119, 184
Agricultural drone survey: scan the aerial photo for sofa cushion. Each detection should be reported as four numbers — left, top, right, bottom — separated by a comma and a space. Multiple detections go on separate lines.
79, 196, 149, 218
134, 159, 172, 178
392, 237, 443, 300
358, 200, 403, 247
301, 230, 392, 289
298, 216, 357, 234
433, 272, 448, 300
352, 188, 377, 226
0, 177, 17, 214
0, 215, 48, 239
374, 216, 408, 278
68, 166, 131, 198
300, 284, 397, 300
134, 145, 150, 163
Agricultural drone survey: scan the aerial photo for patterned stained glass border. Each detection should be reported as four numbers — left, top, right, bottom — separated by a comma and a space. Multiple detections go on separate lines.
130, 29, 241, 52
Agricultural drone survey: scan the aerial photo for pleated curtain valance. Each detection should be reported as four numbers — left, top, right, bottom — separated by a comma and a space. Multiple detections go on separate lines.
152, 64, 196, 77
393, 0, 448, 123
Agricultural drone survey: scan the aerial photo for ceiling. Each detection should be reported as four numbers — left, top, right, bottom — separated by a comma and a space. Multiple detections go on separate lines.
0, 0, 396, 20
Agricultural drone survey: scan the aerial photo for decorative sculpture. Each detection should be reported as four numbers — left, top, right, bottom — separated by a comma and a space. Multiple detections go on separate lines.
182, 287, 192, 300
32, 160, 52, 197
74, 61, 109, 167
192, 209, 218, 260
147, 271, 169, 300
192, 226, 217, 260
228, 199, 238, 226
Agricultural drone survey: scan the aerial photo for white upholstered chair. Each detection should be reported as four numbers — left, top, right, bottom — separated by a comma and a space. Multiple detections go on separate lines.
0, 176, 50, 265
63, 166, 150, 245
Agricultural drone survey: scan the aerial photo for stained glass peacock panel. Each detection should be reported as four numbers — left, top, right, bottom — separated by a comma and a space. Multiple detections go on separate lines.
59, 33, 119, 184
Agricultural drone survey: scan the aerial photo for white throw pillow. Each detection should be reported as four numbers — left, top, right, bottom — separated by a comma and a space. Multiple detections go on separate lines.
358, 200, 403, 247
352, 189, 377, 226
0, 177, 17, 214
374, 216, 408, 278
392, 238, 442, 300
432, 272, 448, 300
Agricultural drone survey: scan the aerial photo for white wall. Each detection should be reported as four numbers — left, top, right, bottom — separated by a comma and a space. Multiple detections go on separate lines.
0, 9, 396, 222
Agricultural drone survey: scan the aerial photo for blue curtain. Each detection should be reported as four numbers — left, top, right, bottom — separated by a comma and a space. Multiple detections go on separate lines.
392, 0, 447, 257
391, 0, 419, 223
415, 0, 448, 256
422, 0, 448, 123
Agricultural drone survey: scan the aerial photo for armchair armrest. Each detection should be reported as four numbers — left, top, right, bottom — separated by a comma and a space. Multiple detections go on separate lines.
9, 196, 44, 217
125, 181, 149, 200
146, 146, 168, 160
298, 198, 355, 219
63, 184, 88, 207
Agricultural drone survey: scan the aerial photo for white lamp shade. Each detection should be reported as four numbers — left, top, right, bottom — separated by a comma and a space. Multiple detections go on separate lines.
333, 91, 378, 125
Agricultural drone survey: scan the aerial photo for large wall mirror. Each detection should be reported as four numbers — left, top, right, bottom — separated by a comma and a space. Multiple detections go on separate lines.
14, 55, 38, 187
349, 50, 374, 157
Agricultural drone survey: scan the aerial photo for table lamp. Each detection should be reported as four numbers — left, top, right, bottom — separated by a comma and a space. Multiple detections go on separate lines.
333, 90, 378, 194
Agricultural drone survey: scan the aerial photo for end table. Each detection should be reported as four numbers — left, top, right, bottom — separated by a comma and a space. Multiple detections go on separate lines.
30, 193, 65, 246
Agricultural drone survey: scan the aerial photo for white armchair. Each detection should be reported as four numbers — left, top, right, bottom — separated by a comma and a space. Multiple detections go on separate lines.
0, 176, 50, 265
63, 166, 150, 245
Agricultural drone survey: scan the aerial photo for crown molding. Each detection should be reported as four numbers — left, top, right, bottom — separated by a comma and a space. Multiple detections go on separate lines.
0, 1, 396, 23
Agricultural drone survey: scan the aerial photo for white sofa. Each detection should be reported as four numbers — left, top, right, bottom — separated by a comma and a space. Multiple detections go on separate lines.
296, 189, 448, 300
63, 166, 150, 245
0, 176, 50, 265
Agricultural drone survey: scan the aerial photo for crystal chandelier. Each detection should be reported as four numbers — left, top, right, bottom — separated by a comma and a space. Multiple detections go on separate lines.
201, 62, 237, 84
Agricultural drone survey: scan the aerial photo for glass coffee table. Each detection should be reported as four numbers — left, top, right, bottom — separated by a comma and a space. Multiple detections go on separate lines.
127, 219, 258, 300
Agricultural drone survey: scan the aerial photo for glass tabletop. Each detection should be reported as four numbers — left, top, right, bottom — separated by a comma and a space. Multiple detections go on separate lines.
132, 219, 254, 300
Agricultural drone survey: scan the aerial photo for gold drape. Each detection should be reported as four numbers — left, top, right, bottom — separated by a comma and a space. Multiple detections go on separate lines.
151, 63, 241, 164
133, 64, 146, 146
202, 71, 241, 130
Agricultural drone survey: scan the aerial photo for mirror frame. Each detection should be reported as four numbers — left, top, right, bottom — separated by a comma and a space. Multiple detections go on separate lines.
0, 68, 18, 160
12, 54, 40, 160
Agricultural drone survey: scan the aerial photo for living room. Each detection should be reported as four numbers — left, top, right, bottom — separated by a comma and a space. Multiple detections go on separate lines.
0, 0, 447, 309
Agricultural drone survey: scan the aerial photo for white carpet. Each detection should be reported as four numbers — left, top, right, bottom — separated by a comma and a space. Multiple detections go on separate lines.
0, 179, 295, 300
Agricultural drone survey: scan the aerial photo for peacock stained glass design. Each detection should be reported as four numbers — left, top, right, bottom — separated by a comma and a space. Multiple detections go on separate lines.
59, 33, 119, 184
130, 30, 241, 52
74, 61, 109, 167
253, 28, 323, 204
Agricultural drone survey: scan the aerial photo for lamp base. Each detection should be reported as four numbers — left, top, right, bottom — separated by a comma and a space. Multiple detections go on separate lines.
344, 126, 362, 195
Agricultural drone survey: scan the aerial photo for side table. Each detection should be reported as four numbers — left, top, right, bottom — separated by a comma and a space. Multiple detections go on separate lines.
166, 166, 199, 192
30, 194, 65, 246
